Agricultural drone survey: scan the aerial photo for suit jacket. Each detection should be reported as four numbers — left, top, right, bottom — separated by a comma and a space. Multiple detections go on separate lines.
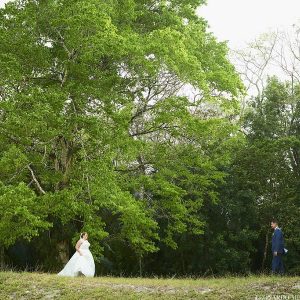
271, 228, 285, 254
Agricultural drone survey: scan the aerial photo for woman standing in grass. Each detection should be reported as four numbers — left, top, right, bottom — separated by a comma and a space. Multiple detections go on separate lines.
58, 232, 95, 277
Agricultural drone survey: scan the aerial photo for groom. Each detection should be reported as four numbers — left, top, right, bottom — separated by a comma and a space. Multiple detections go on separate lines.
271, 219, 285, 275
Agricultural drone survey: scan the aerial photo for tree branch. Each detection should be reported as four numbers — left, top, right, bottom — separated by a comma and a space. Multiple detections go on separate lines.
27, 164, 46, 195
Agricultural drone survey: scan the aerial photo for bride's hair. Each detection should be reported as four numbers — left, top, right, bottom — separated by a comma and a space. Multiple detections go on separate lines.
80, 232, 87, 239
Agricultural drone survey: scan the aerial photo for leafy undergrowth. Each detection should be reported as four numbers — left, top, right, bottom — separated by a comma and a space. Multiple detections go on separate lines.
0, 271, 299, 299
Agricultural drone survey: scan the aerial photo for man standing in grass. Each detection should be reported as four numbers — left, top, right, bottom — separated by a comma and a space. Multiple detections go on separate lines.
271, 219, 285, 275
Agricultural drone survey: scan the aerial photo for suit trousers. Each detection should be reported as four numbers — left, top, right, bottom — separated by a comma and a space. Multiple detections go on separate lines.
272, 254, 284, 274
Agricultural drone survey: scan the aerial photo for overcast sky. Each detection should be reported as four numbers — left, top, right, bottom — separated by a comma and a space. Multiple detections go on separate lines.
1, 0, 300, 49
198, 0, 300, 48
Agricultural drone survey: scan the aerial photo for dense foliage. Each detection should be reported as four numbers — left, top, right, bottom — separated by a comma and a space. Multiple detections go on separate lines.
0, 0, 299, 276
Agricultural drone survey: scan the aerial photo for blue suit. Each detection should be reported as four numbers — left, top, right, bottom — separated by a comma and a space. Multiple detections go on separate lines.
271, 228, 285, 274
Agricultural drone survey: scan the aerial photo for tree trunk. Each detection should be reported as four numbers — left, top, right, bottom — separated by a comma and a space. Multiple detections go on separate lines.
262, 230, 270, 271
181, 251, 186, 274
138, 254, 142, 277
57, 240, 69, 265
0, 246, 5, 270
53, 136, 73, 191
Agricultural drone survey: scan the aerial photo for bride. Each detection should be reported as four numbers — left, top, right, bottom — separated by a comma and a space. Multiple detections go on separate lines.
58, 232, 95, 277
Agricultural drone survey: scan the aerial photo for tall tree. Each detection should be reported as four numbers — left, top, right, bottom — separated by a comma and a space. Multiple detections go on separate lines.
0, 0, 242, 271
237, 77, 300, 273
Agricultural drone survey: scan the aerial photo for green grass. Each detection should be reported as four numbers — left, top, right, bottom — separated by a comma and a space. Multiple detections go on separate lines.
0, 271, 299, 299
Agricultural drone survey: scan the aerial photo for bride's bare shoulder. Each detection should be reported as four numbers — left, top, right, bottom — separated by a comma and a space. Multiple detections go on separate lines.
76, 238, 84, 246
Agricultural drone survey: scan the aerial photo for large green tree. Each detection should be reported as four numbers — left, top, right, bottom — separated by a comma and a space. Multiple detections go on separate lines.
0, 0, 242, 271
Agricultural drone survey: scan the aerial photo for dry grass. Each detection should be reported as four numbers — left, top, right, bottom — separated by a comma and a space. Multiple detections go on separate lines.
0, 271, 299, 299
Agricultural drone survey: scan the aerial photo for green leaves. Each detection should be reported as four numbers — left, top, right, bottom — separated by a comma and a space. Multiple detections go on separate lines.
0, 146, 29, 182
0, 0, 243, 271
0, 182, 51, 247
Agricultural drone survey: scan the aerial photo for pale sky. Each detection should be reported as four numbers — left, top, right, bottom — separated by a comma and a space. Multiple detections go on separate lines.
1, 0, 300, 49
198, 0, 300, 48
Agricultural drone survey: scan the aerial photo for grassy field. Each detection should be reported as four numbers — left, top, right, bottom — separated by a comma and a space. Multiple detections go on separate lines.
0, 271, 299, 299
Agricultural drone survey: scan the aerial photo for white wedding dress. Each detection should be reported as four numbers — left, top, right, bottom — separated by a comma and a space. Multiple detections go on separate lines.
58, 239, 95, 277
